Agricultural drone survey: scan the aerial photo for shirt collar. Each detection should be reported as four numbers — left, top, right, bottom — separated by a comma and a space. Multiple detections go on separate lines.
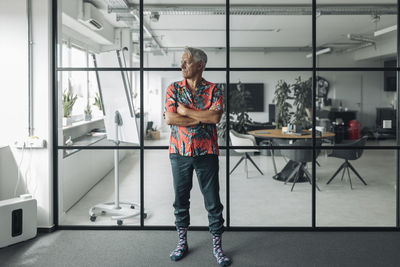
182, 78, 207, 89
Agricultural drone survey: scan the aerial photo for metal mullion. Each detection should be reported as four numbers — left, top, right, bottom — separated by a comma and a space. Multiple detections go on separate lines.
312, 0, 317, 229
397, 0, 400, 229
52, 0, 59, 228
227, 145, 400, 150
57, 67, 141, 71
56, 225, 400, 231
230, 67, 313, 71
316, 67, 400, 71
226, 0, 230, 229
56, 67, 400, 72
140, 0, 144, 228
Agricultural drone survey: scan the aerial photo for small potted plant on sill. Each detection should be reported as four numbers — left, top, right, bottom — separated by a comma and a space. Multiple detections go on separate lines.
84, 103, 92, 121
63, 89, 77, 127
150, 126, 160, 140
93, 92, 103, 111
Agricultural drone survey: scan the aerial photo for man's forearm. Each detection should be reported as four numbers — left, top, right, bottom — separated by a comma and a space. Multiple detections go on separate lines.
165, 112, 199, 126
185, 109, 222, 124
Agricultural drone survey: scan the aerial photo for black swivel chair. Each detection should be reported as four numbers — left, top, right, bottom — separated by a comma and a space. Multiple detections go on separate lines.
326, 136, 368, 189
277, 139, 322, 192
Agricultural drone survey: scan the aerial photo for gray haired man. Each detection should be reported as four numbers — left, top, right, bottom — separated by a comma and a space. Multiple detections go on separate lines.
164, 47, 232, 266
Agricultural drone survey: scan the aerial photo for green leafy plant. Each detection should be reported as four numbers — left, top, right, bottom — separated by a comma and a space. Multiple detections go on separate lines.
292, 76, 312, 128
273, 80, 293, 129
63, 89, 77, 118
84, 103, 92, 115
217, 82, 253, 139
93, 92, 103, 111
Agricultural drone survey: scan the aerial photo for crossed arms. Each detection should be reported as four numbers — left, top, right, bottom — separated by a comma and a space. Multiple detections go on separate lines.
165, 103, 223, 126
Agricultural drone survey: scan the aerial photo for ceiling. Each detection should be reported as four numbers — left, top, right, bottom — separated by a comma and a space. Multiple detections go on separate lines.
87, 0, 398, 53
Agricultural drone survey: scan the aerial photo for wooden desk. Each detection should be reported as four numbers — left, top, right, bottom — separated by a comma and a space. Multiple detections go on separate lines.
248, 129, 335, 139
248, 129, 335, 183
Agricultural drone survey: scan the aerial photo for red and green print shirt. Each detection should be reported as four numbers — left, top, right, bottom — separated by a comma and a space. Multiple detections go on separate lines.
164, 78, 223, 156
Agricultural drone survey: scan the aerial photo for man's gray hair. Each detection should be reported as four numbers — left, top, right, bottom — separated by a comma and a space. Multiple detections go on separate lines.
184, 46, 207, 71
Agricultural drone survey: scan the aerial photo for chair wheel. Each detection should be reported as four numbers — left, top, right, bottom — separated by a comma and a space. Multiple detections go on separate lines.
130, 205, 135, 209
117, 220, 123, 226
90, 216, 96, 222
143, 213, 147, 219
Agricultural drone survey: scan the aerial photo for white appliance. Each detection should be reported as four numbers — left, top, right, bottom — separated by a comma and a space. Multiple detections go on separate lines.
0, 195, 37, 248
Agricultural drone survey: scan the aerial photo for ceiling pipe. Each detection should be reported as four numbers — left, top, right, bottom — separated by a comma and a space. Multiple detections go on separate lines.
108, 4, 397, 16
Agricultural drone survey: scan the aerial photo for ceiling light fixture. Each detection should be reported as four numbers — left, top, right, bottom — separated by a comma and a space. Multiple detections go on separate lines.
306, 47, 331, 58
374, 25, 397, 37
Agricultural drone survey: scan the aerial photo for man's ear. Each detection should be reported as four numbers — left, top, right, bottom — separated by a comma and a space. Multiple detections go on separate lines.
197, 62, 204, 71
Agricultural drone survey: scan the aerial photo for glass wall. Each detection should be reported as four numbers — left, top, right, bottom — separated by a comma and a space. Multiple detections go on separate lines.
56, 0, 399, 228
316, 149, 397, 226
317, 0, 397, 68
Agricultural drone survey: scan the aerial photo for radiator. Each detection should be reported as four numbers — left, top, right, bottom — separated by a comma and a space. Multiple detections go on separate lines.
0, 195, 37, 248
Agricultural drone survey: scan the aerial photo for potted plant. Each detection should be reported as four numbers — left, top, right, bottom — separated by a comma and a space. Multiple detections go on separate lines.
93, 92, 103, 111
150, 126, 160, 140
62, 89, 77, 126
84, 103, 92, 121
292, 76, 312, 129
273, 80, 293, 129
217, 82, 253, 141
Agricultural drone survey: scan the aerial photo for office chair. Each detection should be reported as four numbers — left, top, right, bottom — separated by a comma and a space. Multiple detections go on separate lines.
326, 136, 368, 189
229, 130, 263, 178
278, 139, 321, 192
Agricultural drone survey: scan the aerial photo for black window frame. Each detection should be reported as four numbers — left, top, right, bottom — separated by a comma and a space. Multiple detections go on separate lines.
52, 0, 400, 231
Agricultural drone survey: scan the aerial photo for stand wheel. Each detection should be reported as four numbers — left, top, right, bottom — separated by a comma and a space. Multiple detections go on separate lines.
90, 216, 96, 222
130, 205, 135, 209
143, 213, 147, 219
117, 220, 123, 226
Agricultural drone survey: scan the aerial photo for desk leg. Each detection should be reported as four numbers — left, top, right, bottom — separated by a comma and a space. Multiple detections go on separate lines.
270, 146, 278, 175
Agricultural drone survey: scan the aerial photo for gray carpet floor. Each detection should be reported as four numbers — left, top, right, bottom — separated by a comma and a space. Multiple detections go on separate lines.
1, 230, 400, 267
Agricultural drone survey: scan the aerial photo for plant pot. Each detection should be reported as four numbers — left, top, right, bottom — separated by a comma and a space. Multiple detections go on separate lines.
62, 117, 72, 127
151, 131, 160, 140
85, 114, 92, 121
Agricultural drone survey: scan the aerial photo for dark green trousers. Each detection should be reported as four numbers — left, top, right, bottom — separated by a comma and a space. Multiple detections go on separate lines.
170, 153, 224, 235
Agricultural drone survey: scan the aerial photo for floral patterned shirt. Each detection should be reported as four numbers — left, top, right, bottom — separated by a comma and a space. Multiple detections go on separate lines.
164, 78, 223, 156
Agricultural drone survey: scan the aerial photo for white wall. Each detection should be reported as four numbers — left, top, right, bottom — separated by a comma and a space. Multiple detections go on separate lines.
0, 0, 53, 228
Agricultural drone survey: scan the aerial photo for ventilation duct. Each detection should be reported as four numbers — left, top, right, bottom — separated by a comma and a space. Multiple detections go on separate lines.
108, 4, 397, 16
79, 2, 104, 31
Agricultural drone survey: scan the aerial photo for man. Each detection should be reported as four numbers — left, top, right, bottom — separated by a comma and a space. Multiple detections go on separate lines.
164, 47, 232, 267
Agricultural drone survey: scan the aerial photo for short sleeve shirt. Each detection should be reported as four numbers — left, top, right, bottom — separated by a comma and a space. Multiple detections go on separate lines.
164, 78, 223, 156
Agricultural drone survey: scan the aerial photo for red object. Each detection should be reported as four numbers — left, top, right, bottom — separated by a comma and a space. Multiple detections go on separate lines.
348, 120, 361, 140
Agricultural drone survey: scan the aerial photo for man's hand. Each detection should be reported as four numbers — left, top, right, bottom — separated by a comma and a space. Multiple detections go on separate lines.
209, 103, 221, 111
177, 103, 189, 116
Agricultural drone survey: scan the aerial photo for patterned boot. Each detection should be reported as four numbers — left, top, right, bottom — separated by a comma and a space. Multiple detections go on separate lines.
212, 234, 232, 266
170, 227, 189, 261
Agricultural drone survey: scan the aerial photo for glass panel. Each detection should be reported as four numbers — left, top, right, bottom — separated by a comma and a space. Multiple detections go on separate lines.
317, 149, 396, 226
58, 0, 140, 67
59, 71, 140, 149
317, 0, 397, 68
230, 0, 312, 67
143, 0, 226, 68
229, 71, 314, 148
317, 71, 397, 146
144, 149, 227, 227
58, 149, 141, 226
230, 147, 312, 226
145, 71, 226, 147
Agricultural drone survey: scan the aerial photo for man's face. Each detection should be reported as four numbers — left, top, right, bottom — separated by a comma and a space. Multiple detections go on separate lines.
181, 53, 202, 79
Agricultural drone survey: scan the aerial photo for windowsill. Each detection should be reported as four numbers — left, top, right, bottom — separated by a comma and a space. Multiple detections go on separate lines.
62, 117, 104, 130
63, 133, 107, 158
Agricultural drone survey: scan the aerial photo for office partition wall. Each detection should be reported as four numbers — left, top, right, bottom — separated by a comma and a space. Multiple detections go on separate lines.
54, 0, 400, 230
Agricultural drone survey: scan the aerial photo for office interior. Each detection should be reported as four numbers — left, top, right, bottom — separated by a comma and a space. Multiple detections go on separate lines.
0, 0, 399, 234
